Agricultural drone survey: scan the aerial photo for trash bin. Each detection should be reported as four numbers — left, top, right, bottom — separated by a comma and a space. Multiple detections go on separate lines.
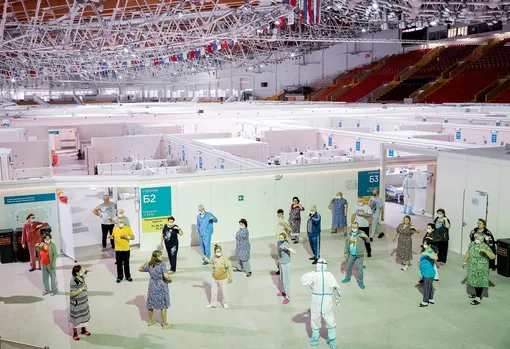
496, 238, 510, 277
0, 229, 14, 264
14, 227, 29, 262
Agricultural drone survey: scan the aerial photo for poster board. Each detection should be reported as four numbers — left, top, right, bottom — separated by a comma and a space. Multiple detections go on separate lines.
140, 186, 172, 233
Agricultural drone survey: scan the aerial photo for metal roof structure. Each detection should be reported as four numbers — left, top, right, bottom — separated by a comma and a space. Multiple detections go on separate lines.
1, 0, 509, 83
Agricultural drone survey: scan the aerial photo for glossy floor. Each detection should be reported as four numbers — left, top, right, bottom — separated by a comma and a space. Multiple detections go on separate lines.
1, 204, 509, 349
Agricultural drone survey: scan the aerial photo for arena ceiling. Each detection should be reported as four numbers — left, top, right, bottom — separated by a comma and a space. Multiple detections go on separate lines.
0, 0, 509, 84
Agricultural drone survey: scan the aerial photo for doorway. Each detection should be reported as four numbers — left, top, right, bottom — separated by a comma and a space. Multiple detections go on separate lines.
461, 190, 488, 254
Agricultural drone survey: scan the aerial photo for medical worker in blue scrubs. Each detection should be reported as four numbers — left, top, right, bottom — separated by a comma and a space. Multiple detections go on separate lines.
307, 205, 321, 264
301, 258, 341, 349
197, 205, 218, 265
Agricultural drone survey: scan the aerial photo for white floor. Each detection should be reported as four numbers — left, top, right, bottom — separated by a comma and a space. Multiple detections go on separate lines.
1, 203, 509, 349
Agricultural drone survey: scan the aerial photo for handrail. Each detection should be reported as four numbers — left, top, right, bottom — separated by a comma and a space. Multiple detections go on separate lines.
0, 336, 49, 349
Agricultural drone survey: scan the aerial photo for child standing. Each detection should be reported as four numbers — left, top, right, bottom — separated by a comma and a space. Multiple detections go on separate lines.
418, 237, 438, 307
203, 244, 233, 309
277, 232, 296, 305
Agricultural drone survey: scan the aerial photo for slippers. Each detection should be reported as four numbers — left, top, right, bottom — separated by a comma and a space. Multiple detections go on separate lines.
470, 300, 481, 306
148, 320, 158, 326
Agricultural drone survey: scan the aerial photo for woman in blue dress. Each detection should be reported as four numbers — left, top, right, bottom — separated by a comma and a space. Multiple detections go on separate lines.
234, 219, 252, 277
139, 250, 173, 329
330, 192, 348, 235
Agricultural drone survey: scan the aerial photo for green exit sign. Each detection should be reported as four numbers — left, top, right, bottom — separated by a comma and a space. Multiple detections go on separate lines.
238, 195, 244, 201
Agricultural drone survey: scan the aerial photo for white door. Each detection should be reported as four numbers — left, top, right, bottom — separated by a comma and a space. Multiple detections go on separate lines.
461, 190, 488, 254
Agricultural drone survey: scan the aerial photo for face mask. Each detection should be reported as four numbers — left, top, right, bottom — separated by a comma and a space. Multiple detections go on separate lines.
30, 218, 35, 222
118, 214, 124, 218
423, 244, 428, 249
336, 195, 342, 199
427, 229, 432, 233
118, 224, 124, 228
79, 271, 84, 277
358, 202, 363, 206
239, 225, 244, 229
200, 211, 205, 216
352, 229, 358, 233
215, 252, 222, 257
438, 214, 444, 218
45, 239, 51, 244
279, 239, 284, 242
310, 211, 315, 215
475, 240, 481, 244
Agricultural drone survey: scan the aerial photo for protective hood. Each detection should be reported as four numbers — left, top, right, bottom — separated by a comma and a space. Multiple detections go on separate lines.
316, 258, 327, 272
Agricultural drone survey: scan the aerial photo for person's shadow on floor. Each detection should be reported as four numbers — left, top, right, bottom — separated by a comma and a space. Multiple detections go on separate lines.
126, 295, 149, 322
82, 333, 165, 348
0, 295, 43, 304
193, 281, 212, 304
292, 309, 328, 340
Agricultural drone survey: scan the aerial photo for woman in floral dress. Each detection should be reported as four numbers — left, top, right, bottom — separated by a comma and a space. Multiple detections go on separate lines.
330, 192, 348, 235
289, 197, 305, 243
393, 215, 420, 270
463, 233, 496, 305
234, 219, 252, 277
139, 250, 173, 329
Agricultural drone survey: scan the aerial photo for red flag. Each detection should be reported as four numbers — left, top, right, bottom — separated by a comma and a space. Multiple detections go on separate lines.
207, 44, 213, 54
222, 40, 228, 49
30, 70, 37, 77
153, 58, 159, 66
172, 55, 177, 62
277, 16, 285, 27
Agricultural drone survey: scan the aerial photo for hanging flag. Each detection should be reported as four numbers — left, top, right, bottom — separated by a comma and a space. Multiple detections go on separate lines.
140, 60, 145, 68
300, 0, 321, 24
154, 58, 159, 66
207, 44, 213, 54
159, 57, 164, 65
122, 61, 127, 68
6, 72, 12, 78
30, 70, 37, 77
222, 40, 228, 49
190, 51, 195, 59
284, 0, 297, 6
178, 53, 183, 61
200, 47, 206, 56
172, 55, 177, 62
212, 42, 217, 52
195, 49, 200, 58
277, 16, 285, 27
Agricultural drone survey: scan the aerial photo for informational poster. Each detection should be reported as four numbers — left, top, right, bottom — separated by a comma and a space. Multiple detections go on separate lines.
140, 186, 172, 233
3, 192, 59, 249
4, 193, 57, 227
358, 170, 380, 204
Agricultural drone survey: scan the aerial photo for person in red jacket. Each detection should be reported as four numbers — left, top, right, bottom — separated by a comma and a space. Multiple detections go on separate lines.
22, 213, 48, 271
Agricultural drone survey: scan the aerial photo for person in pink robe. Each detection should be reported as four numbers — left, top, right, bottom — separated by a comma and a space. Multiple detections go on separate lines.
22, 214, 48, 271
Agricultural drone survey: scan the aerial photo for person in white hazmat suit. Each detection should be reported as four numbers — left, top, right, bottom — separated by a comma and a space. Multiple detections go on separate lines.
300, 258, 341, 349
402, 172, 418, 215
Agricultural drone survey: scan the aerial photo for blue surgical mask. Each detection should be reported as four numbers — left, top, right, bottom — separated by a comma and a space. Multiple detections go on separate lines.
279, 239, 284, 242
30, 218, 35, 222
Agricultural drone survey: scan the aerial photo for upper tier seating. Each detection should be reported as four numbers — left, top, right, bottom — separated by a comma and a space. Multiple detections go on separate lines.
314, 63, 375, 101
492, 87, 510, 103
334, 50, 429, 102
413, 45, 477, 79
423, 39, 510, 104
377, 45, 478, 102
377, 78, 434, 102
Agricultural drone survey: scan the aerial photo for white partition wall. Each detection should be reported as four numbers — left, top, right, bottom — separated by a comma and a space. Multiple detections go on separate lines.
137, 164, 365, 250
435, 148, 510, 255
58, 200, 75, 260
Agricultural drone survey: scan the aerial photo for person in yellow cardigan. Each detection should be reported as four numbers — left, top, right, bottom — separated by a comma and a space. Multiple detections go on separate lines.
108, 218, 135, 283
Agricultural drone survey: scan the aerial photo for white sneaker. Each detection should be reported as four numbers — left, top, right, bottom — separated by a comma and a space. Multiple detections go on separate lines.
42, 291, 49, 296
205, 304, 215, 308
222, 303, 229, 309
401, 266, 410, 271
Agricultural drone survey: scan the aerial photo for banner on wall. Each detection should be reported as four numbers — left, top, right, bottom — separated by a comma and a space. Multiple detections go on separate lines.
140, 186, 172, 233
358, 170, 380, 204
4, 193, 57, 226
3, 192, 59, 249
